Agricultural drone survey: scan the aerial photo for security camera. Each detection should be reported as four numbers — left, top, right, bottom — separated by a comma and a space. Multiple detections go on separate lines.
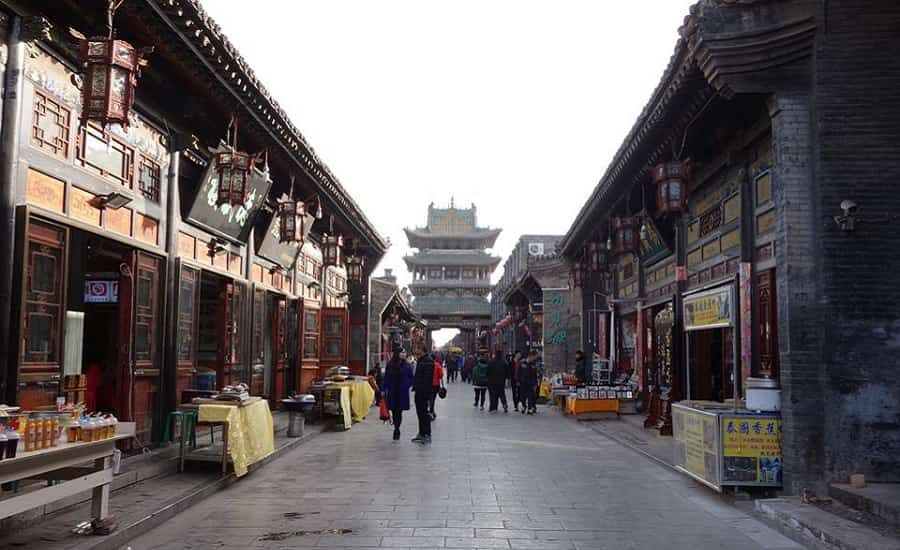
840, 200, 858, 216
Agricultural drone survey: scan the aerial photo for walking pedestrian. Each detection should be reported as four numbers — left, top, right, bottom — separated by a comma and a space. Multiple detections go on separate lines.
412, 350, 435, 444
510, 351, 523, 412
382, 347, 413, 442
518, 350, 539, 415
429, 355, 444, 420
456, 353, 464, 382
472, 349, 489, 410
574, 350, 588, 385
487, 349, 509, 413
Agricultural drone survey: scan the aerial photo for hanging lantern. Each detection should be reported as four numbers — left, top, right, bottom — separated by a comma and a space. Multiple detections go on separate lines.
571, 260, 584, 288
651, 160, 691, 215
278, 200, 306, 243
78, 35, 150, 129
215, 139, 258, 207
345, 254, 365, 283
588, 241, 608, 272
611, 217, 639, 255
323, 234, 344, 267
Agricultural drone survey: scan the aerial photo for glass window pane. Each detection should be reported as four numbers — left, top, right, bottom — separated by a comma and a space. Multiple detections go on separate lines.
135, 323, 150, 355
137, 275, 152, 307
84, 130, 126, 178
32, 253, 56, 294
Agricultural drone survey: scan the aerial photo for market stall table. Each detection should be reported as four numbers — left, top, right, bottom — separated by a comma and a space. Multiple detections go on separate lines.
332, 378, 376, 422
0, 422, 136, 524
178, 397, 274, 477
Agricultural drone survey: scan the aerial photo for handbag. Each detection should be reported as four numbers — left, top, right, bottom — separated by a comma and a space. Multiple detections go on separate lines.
379, 399, 390, 422
438, 384, 447, 399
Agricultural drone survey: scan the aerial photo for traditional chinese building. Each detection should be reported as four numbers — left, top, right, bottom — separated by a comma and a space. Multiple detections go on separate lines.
0, 0, 387, 446
404, 202, 500, 350
559, 0, 900, 493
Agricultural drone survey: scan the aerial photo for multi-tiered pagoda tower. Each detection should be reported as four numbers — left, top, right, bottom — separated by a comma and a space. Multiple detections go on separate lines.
404, 202, 501, 348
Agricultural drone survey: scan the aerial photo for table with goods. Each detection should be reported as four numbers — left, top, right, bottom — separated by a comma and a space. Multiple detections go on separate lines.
178, 384, 275, 477
0, 405, 133, 531
307, 368, 375, 430
551, 373, 637, 417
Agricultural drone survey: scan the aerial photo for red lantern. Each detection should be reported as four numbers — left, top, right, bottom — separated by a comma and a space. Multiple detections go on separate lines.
278, 200, 306, 244
215, 148, 256, 207
78, 37, 149, 129
588, 241, 608, 272
345, 254, 365, 283
611, 217, 639, 255
323, 234, 344, 267
651, 160, 691, 214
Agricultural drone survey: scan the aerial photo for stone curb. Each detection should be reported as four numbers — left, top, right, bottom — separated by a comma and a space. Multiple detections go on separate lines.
69, 423, 330, 550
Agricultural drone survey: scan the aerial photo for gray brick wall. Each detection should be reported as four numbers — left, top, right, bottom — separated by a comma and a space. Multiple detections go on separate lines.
812, 1, 900, 485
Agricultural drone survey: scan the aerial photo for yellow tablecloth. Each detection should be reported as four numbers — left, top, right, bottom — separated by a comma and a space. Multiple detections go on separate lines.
333, 379, 375, 422
198, 399, 275, 477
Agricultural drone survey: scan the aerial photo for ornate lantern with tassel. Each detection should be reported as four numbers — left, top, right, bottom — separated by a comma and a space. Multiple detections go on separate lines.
651, 160, 691, 215
278, 175, 306, 244
215, 116, 259, 207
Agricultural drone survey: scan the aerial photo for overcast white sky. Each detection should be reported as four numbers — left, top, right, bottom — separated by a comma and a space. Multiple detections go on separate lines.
203, 0, 695, 346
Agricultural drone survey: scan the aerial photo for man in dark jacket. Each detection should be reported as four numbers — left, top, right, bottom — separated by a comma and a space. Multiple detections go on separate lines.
574, 350, 588, 385
487, 350, 509, 413
412, 350, 435, 444
518, 350, 540, 415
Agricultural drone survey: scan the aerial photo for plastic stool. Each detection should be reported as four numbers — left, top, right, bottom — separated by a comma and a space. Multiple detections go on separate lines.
163, 410, 198, 448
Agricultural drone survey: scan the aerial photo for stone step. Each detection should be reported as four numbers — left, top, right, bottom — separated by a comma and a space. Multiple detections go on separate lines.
830, 484, 900, 530
756, 497, 900, 550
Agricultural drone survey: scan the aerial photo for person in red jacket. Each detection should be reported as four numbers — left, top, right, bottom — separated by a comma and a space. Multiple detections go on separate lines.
429, 354, 444, 420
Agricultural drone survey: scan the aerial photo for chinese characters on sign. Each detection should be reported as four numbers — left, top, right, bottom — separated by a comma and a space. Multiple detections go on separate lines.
722, 415, 783, 484
684, 284, 733, 331
543, 290, 566, 345
673, 406, 720, 487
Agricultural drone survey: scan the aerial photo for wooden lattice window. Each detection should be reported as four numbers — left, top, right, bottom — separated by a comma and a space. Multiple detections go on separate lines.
138, 156, 161, 202
77, 124, 134, 186
32, 91, 71, 158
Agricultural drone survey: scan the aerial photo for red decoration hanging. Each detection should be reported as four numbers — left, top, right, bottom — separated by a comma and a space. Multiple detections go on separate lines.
588, 241, 608, 272
278, 176, 307, 244
651, 160, 691, 215
571, 260, 584, 288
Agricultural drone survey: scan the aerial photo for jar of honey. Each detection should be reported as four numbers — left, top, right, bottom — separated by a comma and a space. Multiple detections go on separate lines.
41, 417, 51, 449
24, 420, 35, 452
50, 416, 60, 447
66, 421, 80, 443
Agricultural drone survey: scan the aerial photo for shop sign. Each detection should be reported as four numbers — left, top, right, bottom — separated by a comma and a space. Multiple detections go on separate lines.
683, 284, 733, 331
721, 415, 782, 485
673, 406, 720, 488
185, 160, 271, 243
84, 280, 118, 303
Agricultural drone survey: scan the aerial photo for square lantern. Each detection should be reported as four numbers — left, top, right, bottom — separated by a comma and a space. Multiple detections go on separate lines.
79, 38, 148, 129
588, 241, 608, 272
215, 149, 255, 207
571, 261, 584, 288
278, 200, 306, 243
651, 160, 692, 215
345, 254, 365, 283
323, 234, 344, 267
611, 217, 639, 256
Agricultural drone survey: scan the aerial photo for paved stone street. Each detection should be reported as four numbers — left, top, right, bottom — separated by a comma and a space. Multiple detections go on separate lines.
125, 387, 806, 550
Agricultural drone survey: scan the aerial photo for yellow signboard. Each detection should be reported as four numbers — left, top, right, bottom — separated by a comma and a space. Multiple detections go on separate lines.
673, 405, 719, 488
721, 415, 782, 484
684, 285, 733, 330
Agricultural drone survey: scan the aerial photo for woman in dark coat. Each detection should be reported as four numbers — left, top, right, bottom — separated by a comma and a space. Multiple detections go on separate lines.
383, 347, 414, 441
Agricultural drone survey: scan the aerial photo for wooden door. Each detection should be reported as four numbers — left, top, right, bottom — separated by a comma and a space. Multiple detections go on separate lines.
286, 299, 301, 396
132, 252, 161, 445
223, 281, 245, 389
250, 287, 265, 396
18, 218, 68, 410
273, 297, 286, 400
175, 261, 199, 403
117, 252, 136, 423
299, 305, 319, 391
319, 307, 349, 378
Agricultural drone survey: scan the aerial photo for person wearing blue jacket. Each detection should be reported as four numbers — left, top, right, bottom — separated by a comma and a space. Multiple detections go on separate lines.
382, 346, 414, 442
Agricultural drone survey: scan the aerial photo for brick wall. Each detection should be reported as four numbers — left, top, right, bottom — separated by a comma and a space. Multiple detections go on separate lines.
813, 1, 900, 484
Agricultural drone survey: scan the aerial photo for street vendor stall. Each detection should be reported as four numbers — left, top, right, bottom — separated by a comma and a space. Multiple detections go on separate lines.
178, 397, 274, 477
0, 421, 136, 528
672, 280, 783, 492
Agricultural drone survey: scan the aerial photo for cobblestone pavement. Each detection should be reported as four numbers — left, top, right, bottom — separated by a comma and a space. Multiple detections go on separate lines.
125, 385, 806, 550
